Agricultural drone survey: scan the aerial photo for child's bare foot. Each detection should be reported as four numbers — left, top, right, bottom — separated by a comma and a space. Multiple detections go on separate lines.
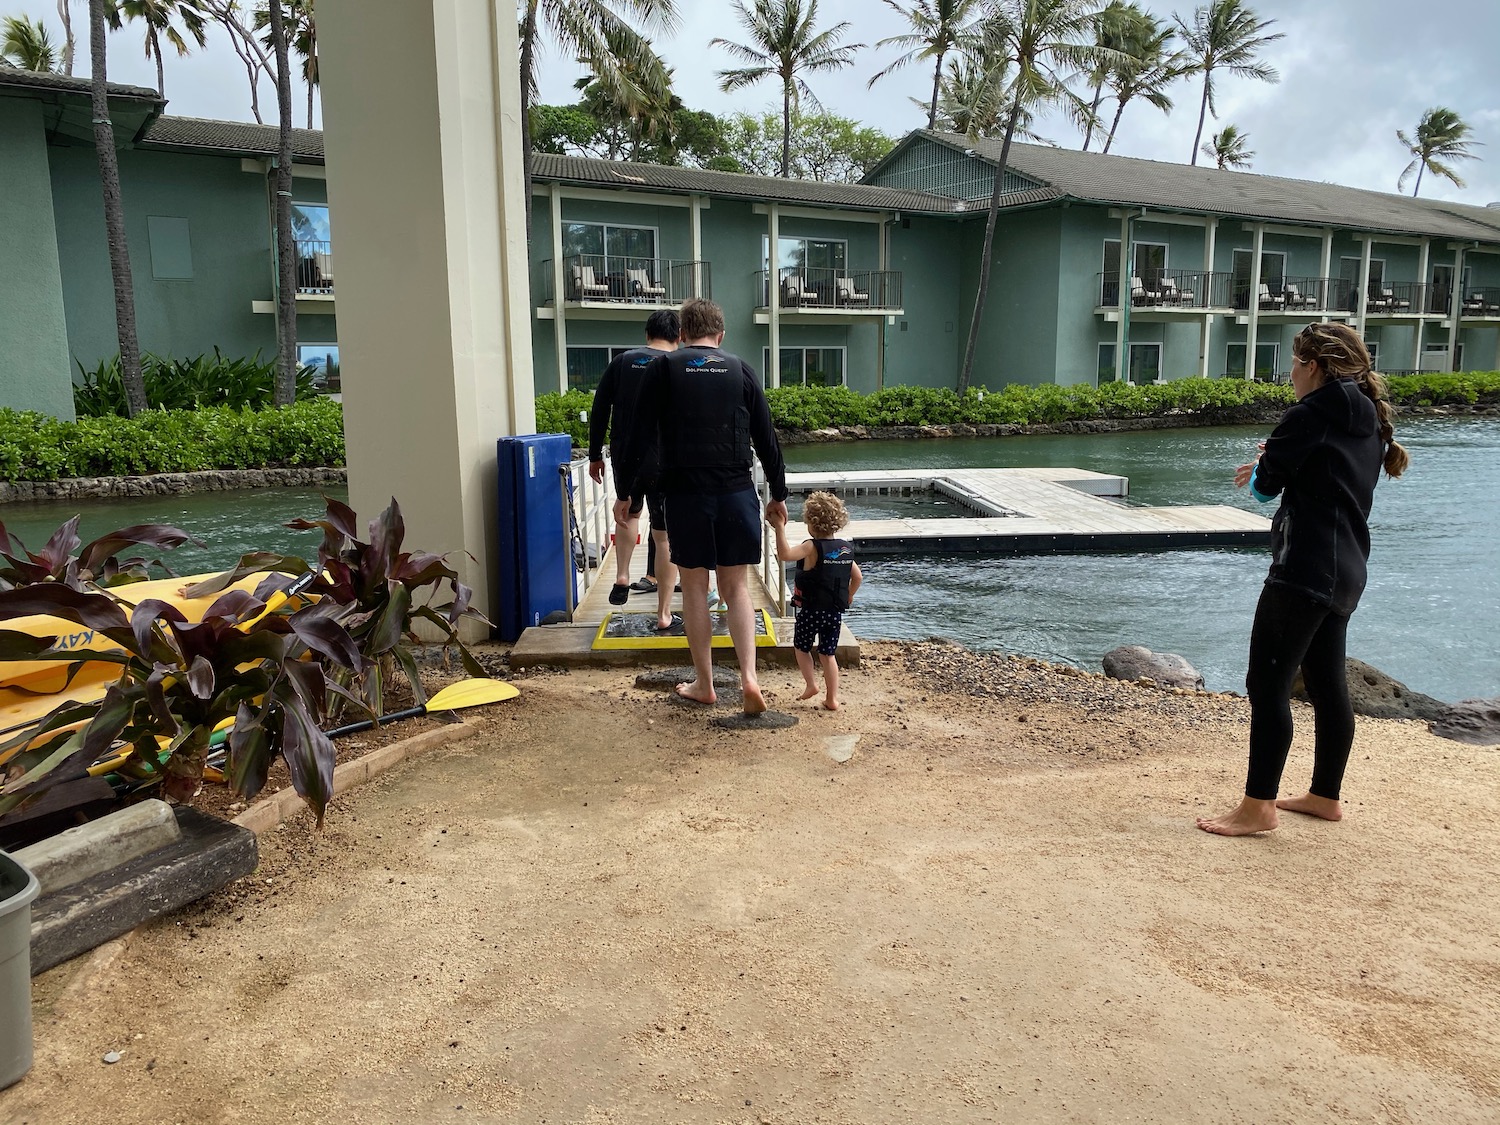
742, 682, 767, 714
1276, 792, 1343, 821
798, 685, 819, 701
675, 681, 715, 705
1196, 796, 1278, 836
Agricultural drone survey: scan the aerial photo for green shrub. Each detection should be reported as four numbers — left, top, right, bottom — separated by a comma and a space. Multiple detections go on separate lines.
73, 350, 322, 418
0, 400, 345, 482
534, 389, 593, 447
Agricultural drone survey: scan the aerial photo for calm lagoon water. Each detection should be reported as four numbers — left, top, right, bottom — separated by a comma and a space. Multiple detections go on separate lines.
2, 418, 1495, 701
784, 419, 1500, 702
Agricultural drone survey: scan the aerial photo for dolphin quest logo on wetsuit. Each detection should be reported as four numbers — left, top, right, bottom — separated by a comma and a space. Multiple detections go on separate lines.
684, 353, 732, 373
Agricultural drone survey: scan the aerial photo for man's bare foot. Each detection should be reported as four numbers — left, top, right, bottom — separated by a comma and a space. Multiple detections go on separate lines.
798, 685, 819, 701
819, 697, 840, 711
1276, 792, 1343, 821
675, 681, 715, 705
1196, 796, 1278, 836
742, 683, 767, 714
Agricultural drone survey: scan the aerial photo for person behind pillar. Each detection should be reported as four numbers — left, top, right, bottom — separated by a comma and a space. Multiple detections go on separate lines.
617, 297, 789, 713
588, 309, 680, 630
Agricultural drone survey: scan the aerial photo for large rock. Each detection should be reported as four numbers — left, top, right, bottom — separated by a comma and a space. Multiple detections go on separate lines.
1102, 645, 1204, 690
1296, 659, 1447, 720
1429, 699, 1500, 746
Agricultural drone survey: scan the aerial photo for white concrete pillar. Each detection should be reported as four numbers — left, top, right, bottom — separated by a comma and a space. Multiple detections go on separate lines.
768, 202, 781, 388
1448, 245, 1467, 372
317, 0, 536, 637
1115, 210, 1130, 382
550, 181, 567, 393
1199, 218, 1217, 377
1357, 237, 1373, 340
689, 194, 703, 296
1246, 224, 1264, 380
1319, 229, 1333, 321
1413, 237, 1430, 370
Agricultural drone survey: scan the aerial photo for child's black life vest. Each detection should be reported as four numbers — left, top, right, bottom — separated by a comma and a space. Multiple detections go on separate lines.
794, 538, 854, 612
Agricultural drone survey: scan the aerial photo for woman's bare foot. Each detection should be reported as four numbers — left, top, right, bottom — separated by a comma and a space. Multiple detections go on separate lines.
675, 681, 715, 705
1276, 792, 1343, 821
742, 682, 767, 714
798, 685, 819, 701
1196, 796, 1279, 836
820, 697, 840, 711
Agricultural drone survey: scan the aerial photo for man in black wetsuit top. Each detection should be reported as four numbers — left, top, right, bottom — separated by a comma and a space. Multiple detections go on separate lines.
588, 310, 679, 627
616, 298, 789, 713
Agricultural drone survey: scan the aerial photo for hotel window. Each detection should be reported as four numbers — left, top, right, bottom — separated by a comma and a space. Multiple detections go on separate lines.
762, 347, 846, 388
1096, 342, 1161, 384
561, 222, 658, 274
565, 345, 635, 392
1225, 342, 1280, 380
1102, 239, 1168, 304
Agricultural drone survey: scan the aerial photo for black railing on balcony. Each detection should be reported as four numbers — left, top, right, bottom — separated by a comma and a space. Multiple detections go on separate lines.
295, 239, 334, 294
1460, 287, 1500, 316
757, 266, 903, 311
1098, 269, 1232, 309
537, 255, 709, 305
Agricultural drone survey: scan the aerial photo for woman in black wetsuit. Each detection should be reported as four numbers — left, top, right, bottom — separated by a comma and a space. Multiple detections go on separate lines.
1198, 322, 1409, 836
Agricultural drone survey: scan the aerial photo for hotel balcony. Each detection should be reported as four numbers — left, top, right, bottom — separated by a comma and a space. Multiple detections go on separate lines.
754, 266, 903, 322
535, 255, 709, 320
252, 238, 337, 316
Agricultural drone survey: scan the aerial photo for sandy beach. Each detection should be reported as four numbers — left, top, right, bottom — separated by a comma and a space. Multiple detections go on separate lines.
4, 641, 1497, 1125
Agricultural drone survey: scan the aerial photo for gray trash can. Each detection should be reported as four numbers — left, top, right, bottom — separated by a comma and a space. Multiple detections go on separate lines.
0, 851, 40, 1090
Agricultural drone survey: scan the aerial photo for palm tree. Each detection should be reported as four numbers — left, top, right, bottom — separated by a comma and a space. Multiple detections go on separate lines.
573, 30, 677, 162
1398, 107, 1482, 197
868, 0, 989, 132
109, 0, 210, 98
1201, 123, 1253, 169
518, 0, 678, 240
1176, 0, 1281, 166
1099, 16, 1189, 155
1080, 1, 1142, 152
88, 0, 146, 415
57, 0, 77, 73
958, 0, 1108, 393
712, 0, 864, 178
265, 0, 297, 403
1, 14, 61, 70
253, 0, 317, 128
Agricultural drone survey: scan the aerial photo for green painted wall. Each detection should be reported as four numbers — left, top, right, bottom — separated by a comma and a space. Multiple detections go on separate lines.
883, 216, 962, 389
0, 100, 75, 419
956, 208, 1063, 388
50, 144, 334, 372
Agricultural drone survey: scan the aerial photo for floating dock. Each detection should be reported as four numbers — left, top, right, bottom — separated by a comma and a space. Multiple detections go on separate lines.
507, 466, 1268, 668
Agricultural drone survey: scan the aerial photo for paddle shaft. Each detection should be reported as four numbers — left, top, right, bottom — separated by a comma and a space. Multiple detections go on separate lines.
326, 704, 434, 739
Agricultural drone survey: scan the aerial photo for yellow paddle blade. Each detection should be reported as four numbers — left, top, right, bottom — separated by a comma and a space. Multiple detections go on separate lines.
425, 678, 519, 712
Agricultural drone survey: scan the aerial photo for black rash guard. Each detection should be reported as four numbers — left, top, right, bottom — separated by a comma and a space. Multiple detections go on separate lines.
586, 346, 667, 493
1251, 377, 1385, 616
620, 344, 789, 502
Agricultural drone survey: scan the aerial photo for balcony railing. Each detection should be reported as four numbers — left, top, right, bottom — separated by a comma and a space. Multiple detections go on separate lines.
1460, 287, 1500, 316
537, 255, 709, 306
295, 239, 333, 295
1098, 269, 1232, 309
758, 266, 903, 312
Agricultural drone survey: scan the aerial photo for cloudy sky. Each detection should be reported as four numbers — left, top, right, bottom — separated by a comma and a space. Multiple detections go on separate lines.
16, 0, 1499, 205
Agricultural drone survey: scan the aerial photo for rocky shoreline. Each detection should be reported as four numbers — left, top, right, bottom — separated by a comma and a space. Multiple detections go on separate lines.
0, 466, 347, 505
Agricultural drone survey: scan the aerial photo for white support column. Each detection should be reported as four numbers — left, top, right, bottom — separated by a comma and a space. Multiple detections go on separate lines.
317, 0, 535, 637
1246, 224, 1264, 380
1413, 237, 1430, 370
1115, 210, 1130, 382
1200, 218, 1217, 377
1319, 229, 1333, 321
876, 215, 889, 391
550, 181, 567, 393
1448, 244, 1467, 372
768, 203, 781, 388
1357, 236, 1373, 340
689, 194, 703, 296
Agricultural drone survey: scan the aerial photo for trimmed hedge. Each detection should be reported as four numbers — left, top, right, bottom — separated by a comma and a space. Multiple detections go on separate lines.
535, 372, 1500, 445
0, 399, 345, 482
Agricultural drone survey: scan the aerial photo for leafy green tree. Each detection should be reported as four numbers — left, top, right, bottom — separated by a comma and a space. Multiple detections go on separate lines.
517, 0, 678, 239
570, 31, 679, 161
1201, 122, 1252, 169
88, 0, 146, 415
1398, 107, 1482, 197
868, 0, 990, 131
723, 110, 893, 182
1, 13, 61, 70
107, 0, 210, 98
712, 0, 863, 178
530, 103, 604, 154
1099, 13, 1188, 154
958, 0, 1108, 393
253, 0, 317, 128
1176, 0, 1282, 167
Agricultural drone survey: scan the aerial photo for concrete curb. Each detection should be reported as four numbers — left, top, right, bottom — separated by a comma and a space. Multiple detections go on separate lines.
231, 721, 475, 834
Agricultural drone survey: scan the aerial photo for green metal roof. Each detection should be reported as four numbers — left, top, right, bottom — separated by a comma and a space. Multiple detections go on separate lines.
141, 115, 326, 162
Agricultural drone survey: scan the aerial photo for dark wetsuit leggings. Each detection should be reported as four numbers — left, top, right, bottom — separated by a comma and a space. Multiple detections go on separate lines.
1244, 583, 1356, 801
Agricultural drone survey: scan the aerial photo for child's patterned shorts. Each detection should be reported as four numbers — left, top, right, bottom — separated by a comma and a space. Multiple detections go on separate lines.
793, 608, 843, 656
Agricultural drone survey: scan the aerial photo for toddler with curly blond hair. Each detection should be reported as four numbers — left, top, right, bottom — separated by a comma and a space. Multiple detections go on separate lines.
768, 491, 862, 710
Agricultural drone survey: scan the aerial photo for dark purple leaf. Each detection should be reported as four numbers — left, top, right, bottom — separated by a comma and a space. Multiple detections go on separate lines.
276, 695, 335, 827
0, 584, 131, 631
130, 597, 189, 657
289, 609, 363, 671
180, 556, 308, 599
366, 582, 412, 655
184, 655, 215, 700
228, 703, 273, 801
37, 517, 82, 575
77, 524, 202, 575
